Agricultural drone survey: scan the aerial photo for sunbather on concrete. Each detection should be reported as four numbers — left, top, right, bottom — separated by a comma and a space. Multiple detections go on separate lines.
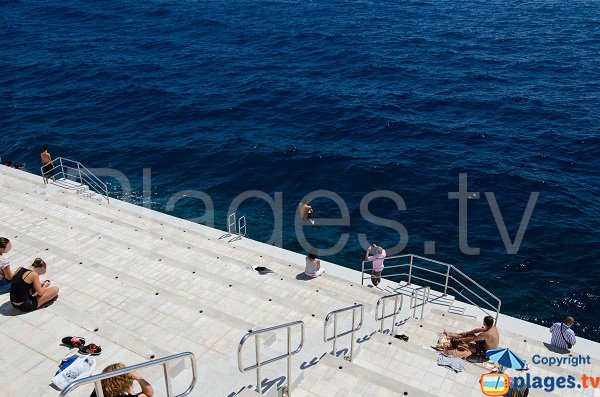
444, 315, 499, 353
10, 258, 59, 312
90, 363, 154, 397
443, 339, 472, 359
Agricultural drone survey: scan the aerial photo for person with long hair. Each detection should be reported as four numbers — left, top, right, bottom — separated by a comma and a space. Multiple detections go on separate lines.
90, 363, 154, 397
0, 237, 14, 293
10, 257, 59, 312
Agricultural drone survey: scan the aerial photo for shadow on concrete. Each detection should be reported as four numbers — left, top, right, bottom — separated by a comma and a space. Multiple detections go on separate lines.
543, 342, 571, 354
295, 272, 313, 281
0, 300, 23, 316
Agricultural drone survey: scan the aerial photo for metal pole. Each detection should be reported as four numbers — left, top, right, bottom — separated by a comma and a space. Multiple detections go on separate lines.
361, 261, 365, 286
332, 315, 337, 357
255, 334, 262, 396
94, 380, 105, 397
407, 255, 414, 285
77, 163, 83, 186
391, 297, 399, 336
350, 308, 356, 362
163, 362, 173, 397
287, 327, 292, 397
380, 300, 385, 333
444, 265, 451, 296
59, 158, 64, 180
496, 301, 501, 325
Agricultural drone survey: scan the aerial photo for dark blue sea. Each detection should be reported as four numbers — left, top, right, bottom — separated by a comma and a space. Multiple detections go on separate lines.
1, 0, 599, 341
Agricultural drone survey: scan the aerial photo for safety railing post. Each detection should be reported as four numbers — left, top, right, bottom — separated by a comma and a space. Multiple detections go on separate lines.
380, 299, 385, 333
59, 157, 64, 180
407, 255, 414, 285
255, 334, 262, 396
350, 308, 356, 361
361, 261, 365, 286
391, 296, 399, 336
287, 327, 292, 397
94, 381, 104, 397
444, 265, 450, 296
163, 362, 173, 397
77, 163, 83, 186
332, 314, 338, 356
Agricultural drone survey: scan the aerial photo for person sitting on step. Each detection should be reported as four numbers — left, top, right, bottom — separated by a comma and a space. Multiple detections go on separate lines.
10, 257, 59, 312
444, 315, 499, 354
305, 252, 325, 278
0, 237, 14, 294
90, 363, 154, 397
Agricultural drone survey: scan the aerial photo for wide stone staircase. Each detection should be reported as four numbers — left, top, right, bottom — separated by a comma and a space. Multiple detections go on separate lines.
1, 166, 599, 397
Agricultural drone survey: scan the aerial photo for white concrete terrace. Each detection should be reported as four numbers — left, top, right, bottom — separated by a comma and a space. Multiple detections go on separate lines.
1, 165, 599, 397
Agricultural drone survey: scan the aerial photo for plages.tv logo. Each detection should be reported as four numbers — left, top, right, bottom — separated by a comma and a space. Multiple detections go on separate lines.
480, 373, 510, 396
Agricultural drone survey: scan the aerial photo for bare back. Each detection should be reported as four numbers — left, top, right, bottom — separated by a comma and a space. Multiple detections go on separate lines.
480, 326, 500, 351
41, 151, 52, 164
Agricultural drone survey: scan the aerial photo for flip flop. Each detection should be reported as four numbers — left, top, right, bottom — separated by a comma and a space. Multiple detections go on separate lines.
394, 334, 409, 342
61, 336, 86, 348
78, 343, 102, 355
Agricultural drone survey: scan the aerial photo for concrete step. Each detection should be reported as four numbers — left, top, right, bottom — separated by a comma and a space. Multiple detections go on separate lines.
0, 178, 383, 312
294, 353, 435, 397
353, 333, 485, 397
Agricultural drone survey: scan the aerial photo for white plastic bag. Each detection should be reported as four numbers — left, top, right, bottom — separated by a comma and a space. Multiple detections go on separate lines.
52, 355, 96, 390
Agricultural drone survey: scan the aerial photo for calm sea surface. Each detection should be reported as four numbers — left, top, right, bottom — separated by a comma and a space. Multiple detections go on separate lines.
1, 0, 599, 341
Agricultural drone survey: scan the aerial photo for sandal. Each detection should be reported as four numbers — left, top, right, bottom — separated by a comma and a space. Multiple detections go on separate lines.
78, 343, 102, 355
394, 334, 409, 342
61, 336, 86, 348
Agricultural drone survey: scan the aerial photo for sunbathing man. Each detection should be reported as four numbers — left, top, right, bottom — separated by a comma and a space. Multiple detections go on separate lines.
444, 315, 499, 354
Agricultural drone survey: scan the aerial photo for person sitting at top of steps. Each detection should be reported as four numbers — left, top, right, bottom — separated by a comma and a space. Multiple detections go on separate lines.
444, 315, 499, 354
0, 237, 14, 294
90, 363, 154, 397
10, 257, 59, 312
305, 252, 325, 278
298, 202, 314, 224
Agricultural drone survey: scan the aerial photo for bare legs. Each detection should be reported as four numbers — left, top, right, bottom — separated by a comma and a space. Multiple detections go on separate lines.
37, 286, 59, 308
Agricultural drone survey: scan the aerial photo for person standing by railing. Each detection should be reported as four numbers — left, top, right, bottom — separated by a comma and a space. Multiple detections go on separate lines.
41, 144, 55, 184
366, 244, 386, 287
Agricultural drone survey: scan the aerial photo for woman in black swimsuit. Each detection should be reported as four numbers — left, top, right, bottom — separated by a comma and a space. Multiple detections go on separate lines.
10, 258, 59, 312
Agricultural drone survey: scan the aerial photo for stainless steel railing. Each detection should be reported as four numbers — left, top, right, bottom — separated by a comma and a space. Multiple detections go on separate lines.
361, 254, 502, 323
410, 286, 430, 320
59, 352, 197, 397
375, 293, 403, 336
238, 321, 305, 396
323, 304, 364, 362
41, 157, 109, 203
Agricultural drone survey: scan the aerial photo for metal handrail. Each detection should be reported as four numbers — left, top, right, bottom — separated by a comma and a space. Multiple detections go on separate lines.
410, 286, 430, 320
324, 304, 364, 362
59, 352, 197, 397
361, 254, 502, 324
228, 213, 237, 235
238, 215, 247, 237
41, 157, 109, 203
238, 320, 305, 396
375, 293, 403, 336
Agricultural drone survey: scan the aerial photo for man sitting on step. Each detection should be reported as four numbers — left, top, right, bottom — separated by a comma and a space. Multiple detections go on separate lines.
444, 315, 499, 354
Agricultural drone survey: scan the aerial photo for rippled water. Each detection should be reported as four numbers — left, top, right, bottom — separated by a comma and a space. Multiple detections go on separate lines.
1, 0, 599, 341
